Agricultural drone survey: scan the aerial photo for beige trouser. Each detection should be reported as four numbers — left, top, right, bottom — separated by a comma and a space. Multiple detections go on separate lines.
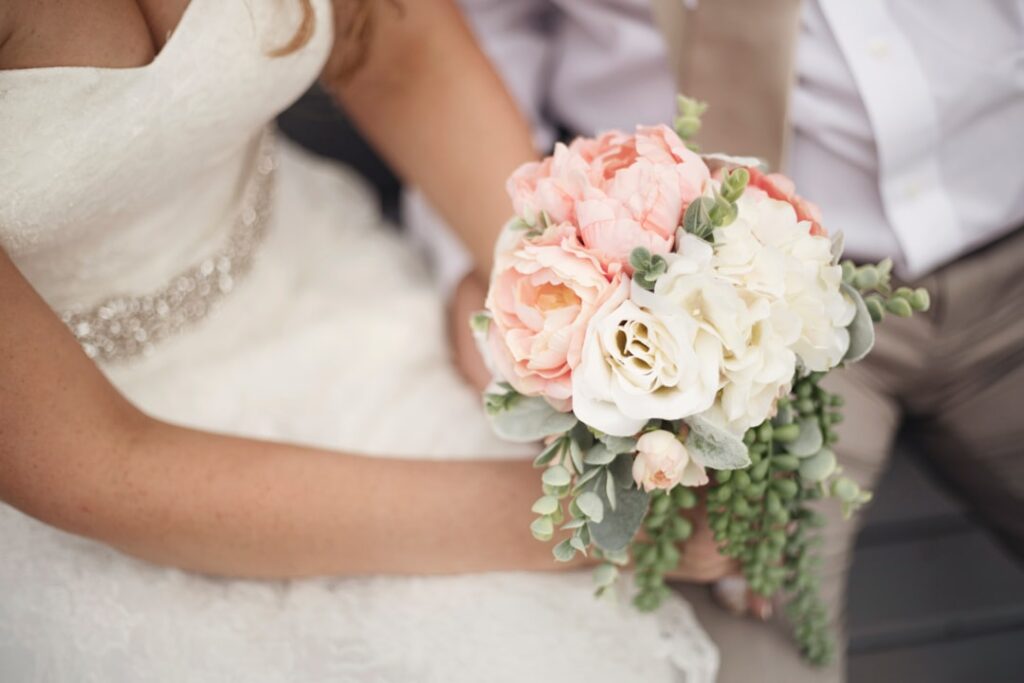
677, 227, 1024, 682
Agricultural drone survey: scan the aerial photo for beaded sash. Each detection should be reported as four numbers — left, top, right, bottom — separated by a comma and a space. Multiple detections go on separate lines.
61, 130, 276, 363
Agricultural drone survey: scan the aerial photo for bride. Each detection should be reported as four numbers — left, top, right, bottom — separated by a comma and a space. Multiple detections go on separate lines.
0, 1, 721, 680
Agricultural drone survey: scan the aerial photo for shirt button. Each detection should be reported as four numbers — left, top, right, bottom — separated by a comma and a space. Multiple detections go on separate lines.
903, 179, 924, 199
868, 37, 890, 59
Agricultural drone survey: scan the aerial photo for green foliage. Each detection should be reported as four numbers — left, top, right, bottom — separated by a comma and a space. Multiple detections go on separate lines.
683, 413, 751, 469
673, 95, 709, 141
701, 372, 860, 666
682, 196, 716, 242
631, 486, 698, 611
841, 257, 931, 325
485, 387, 578, 442
630, 247, 669, 290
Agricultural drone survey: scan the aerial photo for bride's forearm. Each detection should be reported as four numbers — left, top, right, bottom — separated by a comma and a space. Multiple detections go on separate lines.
91, 419, 572, 578
0, 250, 576, 579
323, 0, 536, 277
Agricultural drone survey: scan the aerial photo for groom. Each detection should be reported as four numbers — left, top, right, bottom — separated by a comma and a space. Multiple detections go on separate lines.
412, 0, 1024, 681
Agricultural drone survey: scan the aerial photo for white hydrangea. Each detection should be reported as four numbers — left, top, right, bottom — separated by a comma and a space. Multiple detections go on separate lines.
712, 194, 855, 372
659, 234, 799, 433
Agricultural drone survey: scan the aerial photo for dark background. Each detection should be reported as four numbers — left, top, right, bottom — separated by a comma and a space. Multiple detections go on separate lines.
278, 88, 1024, 683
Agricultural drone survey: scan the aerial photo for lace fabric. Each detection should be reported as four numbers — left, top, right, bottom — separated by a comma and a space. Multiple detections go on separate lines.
0, 1, 718, 680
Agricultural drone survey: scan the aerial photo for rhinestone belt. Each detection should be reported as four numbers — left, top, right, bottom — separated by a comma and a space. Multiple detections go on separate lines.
61, 129, 276, 363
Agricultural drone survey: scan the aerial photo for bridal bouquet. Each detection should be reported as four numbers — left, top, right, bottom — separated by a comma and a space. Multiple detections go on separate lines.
474, 97, 929, 665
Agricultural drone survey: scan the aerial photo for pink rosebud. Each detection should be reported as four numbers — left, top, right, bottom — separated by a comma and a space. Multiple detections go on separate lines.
632, 429, 708, 492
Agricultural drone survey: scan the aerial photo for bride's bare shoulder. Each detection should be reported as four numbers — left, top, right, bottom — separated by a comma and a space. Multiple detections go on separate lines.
0, 0, 166, 71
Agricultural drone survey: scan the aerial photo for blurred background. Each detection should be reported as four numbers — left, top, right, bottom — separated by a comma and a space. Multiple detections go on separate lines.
278, 87, 1024, 683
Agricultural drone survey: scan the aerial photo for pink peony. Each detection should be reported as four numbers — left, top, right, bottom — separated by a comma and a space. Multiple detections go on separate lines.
506, 125, 711, 272
486, 224, 624, 410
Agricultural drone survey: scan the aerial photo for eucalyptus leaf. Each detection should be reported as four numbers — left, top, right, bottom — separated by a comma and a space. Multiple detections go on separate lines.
574, 465, 604, 491
785, 417, 824, 457
576, 491, 605, 523
605, 469, 618, 511
602, 547, 631, 566
541, 465, 572, 487
588, 479, 650, 553
568, 439, 585, 474
530, 516, 554, 541
684, 413, 751, 470
841, 282, 875, 364
571, 422, 596, 450
584, 444, 617, 466
569, 532, 588, 555
531, 495, 560, 515
608, 453, 636, 489
561, 518, 587, 531
485, 393, 577, 443
597, 433, 638, 455
552, 539, 577, 562
532, 438, 564, 468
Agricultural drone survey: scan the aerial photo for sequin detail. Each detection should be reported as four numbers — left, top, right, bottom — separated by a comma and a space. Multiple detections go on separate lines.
60, 130, 276, 363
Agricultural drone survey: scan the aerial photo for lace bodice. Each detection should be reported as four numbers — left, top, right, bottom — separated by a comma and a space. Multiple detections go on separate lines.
0, 0, 332, 313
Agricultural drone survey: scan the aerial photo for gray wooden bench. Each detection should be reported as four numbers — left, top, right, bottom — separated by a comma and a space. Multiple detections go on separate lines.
847, 447, 1024, 682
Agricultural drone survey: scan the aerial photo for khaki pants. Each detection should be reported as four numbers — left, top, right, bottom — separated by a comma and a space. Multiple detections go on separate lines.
677, 227, 1024, 682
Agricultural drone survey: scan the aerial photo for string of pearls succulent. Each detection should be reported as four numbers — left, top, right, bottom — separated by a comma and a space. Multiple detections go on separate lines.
60, 129, 276, 363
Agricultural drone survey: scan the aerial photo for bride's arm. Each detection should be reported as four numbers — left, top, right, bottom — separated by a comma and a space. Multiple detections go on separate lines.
0, 252, 576, 577
322, 0, 536, 278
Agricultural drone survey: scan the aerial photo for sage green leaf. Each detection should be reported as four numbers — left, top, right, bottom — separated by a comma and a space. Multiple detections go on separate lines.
683, 196, 715, 240
684, 413, 751, 470
532, 438, 564, 468
568, 439, 585, 474
485, 393, 577, 443
574, 465, 604, 491
584, 444, 617, 466
569, 533, 588, 555
552, 539, 576, 562
576, 491, 605, 523
597, 433, 638, 455
561, 518, 587, 531
605, 469, 618, 511
530, 516, 554, 541
608, 453, 636, 488
588, 480, 649, 553
541, 465, 572, 487
571, 422, 596, 450
593, 562, 619, 588
799, 448, 837, 483
531, 495, 560, 515
841, 282, 875, 364
785, 416, 824, 457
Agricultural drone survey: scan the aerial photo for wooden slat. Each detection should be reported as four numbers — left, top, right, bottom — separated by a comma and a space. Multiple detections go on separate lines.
849, 628, 1024, 683
856, 448, 970, 547
847, 529, 1024, 652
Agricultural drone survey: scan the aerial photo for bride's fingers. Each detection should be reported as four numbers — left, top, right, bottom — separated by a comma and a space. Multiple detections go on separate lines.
711, 575, 774, 620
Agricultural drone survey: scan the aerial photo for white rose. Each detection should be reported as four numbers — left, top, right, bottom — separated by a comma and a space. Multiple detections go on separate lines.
633, 429, 708, 491
713, 194, 855, 372
659, 234, 799, 432
571, 279, 721, 437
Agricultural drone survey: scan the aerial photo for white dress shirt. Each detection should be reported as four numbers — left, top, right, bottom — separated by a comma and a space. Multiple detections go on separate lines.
407, 0, 1024, 287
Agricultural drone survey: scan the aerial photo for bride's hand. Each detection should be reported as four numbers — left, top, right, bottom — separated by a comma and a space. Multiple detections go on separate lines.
448, 273, 491, 393
664, 498, 774, 620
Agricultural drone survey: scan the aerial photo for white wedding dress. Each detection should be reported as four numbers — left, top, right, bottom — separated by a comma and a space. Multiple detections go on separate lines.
0, 1, 718, 680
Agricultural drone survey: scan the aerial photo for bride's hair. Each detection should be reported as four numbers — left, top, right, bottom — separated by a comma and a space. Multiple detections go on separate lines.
273, 0, 379, 84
